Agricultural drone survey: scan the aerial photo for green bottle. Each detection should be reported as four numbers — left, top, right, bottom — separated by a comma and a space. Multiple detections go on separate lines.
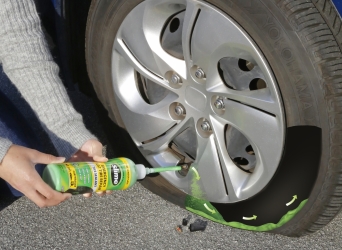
43, 157, 181, 195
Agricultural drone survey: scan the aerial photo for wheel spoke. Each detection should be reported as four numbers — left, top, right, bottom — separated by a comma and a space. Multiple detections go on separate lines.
209, 83, 280, 116
181, 0, 201, 69
140, 116, 193, 153
189, 4, 281, 115
219, 99, 282, 144
210, 117, 250, 201
190, 5, 254, 78
190, 135, 228, 202
116, 95, 178, 144
116, 1, 186, 79
114, 40, 179, 94
214, 100, 283, 195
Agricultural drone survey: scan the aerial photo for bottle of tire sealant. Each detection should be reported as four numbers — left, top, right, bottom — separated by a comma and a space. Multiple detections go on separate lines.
43, 158, 181, 195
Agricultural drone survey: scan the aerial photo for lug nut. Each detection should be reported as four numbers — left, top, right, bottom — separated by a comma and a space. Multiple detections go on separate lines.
201, 121, 211, 132
214, 99, 225, 110
171, 73, 182, 85
195, 68, 206, 79
175, 105, 185, 116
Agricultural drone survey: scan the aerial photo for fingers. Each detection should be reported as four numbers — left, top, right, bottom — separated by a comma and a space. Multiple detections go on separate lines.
24, 188, 49, 208
24, 186, 71, 208
35, 178, 68, 199
0, 145, 74, 208
31, 150, 65, 165
29, 170, 71, 207
69, 140, 107, 162
51, 157, 66, 164
33, 178, 71, 207
87, 139, 103, 158
83, 193, 92, 198
93, 155, 108, 162
82, 190, 113, 198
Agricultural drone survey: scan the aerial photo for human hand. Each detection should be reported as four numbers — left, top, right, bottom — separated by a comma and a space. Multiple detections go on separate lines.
68, 139, 108, 162
0, 145, 71, 208
69, 139, 111, 198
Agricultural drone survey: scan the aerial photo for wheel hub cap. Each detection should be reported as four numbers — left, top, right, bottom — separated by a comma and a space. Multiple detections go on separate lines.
185, 86, 207, 112
111, 0, 285, 203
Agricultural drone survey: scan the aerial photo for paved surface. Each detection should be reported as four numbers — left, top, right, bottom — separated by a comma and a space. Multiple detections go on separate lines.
0, 89, 342, 249
0, 185, 342, 249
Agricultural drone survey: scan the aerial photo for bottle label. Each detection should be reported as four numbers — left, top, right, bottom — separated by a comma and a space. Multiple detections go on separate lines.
109, 159, 132, 190
50, 158, 133, 194
65, 163, 77, 189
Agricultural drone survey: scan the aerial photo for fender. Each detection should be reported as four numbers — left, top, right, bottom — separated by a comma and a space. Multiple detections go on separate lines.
333, 0, 342, 15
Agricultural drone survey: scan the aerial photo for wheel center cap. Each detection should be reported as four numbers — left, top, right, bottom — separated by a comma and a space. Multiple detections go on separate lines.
185, 86, 207, 112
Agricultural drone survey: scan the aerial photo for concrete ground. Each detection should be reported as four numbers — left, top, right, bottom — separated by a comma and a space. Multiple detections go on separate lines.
0, 184, 341, 249
0, 88, 341, 249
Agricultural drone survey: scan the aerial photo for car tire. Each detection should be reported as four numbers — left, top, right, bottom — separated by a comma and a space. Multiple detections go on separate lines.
86, 0, 342, 236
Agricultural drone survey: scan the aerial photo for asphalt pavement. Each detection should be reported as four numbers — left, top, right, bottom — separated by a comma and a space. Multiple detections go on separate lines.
0, 88, 341, 249
0, 183, 341, 249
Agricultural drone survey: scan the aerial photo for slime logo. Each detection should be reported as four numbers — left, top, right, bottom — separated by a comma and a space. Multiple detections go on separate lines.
111, 164, 121, 186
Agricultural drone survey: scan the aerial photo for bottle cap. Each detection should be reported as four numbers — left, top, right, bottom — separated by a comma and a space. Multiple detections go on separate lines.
135, 164, 147, 180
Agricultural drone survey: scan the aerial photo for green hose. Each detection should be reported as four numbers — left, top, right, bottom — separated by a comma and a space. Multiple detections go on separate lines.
147, 166, 182, 174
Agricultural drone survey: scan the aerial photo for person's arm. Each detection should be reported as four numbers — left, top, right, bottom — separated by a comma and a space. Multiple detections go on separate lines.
0, 139, 108, 206
0, 0, 108, 205
0, 0, 95, 158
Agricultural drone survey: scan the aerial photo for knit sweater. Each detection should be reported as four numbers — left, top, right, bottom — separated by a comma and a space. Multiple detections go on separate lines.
0, 0, 96, 161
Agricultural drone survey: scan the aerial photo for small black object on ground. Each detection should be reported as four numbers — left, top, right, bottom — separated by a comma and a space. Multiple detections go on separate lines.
182, 215, 192, 226
189, 219, 208, 232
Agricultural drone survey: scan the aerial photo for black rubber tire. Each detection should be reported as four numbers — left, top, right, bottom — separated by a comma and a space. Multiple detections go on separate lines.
86, 0, 342, 236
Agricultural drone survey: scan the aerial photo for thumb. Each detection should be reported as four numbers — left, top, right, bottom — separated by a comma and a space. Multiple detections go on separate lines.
32, 151, 66, 165
80, 139, 103, 157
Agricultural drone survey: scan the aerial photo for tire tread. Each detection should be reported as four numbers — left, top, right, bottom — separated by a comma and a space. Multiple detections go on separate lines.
277, 0, 342, 236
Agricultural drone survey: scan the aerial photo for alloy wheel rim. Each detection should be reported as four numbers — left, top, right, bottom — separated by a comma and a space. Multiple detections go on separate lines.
111, 0, 285, 203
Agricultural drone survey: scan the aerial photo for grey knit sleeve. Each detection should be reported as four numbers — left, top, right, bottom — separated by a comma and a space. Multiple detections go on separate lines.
0, 138, 12, 162
0, 0, 97, 160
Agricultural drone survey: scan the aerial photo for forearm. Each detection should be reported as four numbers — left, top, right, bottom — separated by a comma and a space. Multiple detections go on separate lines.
0, 0, 96, 158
